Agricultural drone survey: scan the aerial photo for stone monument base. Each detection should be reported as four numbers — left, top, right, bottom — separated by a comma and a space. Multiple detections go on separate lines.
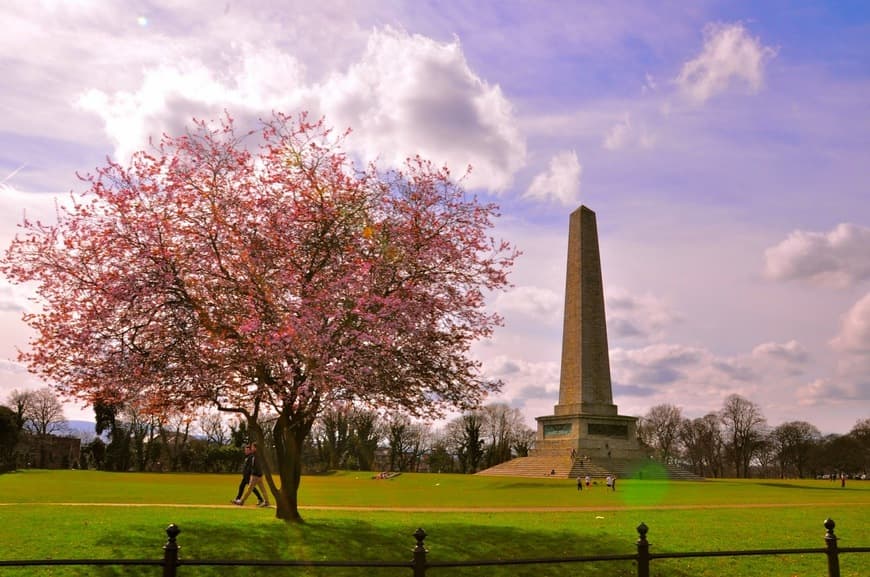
531, 413, 646, 460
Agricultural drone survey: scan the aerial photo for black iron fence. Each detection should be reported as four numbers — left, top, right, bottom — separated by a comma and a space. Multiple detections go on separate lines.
1, 518, 867, 576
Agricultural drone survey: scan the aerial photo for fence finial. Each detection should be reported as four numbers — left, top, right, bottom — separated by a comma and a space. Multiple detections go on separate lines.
637, 522, 649, 543
824, 518, 840, 577
636, 522, 651, 577
412, 528, 428, 577
165, 524, 181, 544
163, 524, 181, 577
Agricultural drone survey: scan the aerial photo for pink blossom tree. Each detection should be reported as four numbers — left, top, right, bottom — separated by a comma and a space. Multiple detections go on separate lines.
1, 113, 517, 520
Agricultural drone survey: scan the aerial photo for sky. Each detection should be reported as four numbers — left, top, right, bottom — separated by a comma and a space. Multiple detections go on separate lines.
0, 0, 868, 435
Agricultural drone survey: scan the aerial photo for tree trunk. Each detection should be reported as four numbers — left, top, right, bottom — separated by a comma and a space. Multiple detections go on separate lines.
254, 410, 312, 523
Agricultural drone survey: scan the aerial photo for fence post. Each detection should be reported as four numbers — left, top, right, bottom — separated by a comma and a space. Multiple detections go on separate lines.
412, 527, 428, 577
163, 523, 181, 577
636, 522, 650, 577
824, 518, 840, 577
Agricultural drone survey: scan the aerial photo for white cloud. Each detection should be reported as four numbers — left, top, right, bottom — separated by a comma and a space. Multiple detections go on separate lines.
764, 223, 870, 287
796, 378, 861, 405
77, 50, 311, 163
0, 281, 30, 313
611, 344, 709, 388
602, 113, 655, 151
321, 28, 526, 192
750, 340, 809, 376
820, 292, 870, 403
751, 339, 809, 363
676, 22, 776, 104
74, 26, 526, 192
523, 150, 581, 205
608, 340, 829, 420
831, 292, 870, 354
493, 285, 561, 323
480, 354, 559, 417
606, 288, 680, 342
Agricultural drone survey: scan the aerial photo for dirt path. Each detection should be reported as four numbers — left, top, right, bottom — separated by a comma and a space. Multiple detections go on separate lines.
2, 501, 866, 512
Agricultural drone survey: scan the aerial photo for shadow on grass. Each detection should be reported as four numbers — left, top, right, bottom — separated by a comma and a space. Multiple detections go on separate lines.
753, 481, 850, 491
491, 481, 565, 490
86, 518, 692, 577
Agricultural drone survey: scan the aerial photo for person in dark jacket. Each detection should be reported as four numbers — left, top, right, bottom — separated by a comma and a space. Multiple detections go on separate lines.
233, 443, 266, 506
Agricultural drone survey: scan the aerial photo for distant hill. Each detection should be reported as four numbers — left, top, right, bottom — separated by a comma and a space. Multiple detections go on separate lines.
65, 420, 98, 439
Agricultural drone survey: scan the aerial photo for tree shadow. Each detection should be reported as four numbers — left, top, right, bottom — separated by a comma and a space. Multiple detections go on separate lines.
753, 481, 849, 491
87, 517, 694, 577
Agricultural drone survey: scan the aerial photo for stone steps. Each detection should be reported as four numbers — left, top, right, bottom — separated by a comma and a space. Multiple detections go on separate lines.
475, 456, 573, 478
478, 456, 705, 481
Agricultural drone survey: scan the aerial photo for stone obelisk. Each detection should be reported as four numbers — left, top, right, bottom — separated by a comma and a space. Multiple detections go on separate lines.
534, 205, 642, 461
556, 206, 617, 417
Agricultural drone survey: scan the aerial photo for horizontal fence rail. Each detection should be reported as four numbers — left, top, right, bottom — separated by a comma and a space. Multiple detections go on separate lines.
1, 518, 867, 576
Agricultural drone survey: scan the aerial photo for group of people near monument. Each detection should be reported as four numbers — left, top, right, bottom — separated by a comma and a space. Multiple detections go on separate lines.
232, 442, 270, 508
576, 474, 616, 491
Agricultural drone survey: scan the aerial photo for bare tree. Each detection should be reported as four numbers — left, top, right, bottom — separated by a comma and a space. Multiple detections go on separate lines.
6, 388, 67, 468
680, 413, 725, 478
482, 403, 527, 467
849, 418, 870, 474
771, 421, 821, 478
349, 407, 382, 471
0, 406, 20, 472
6, 390, 30, 431
638, 404, 683, 464
511, 426, 536, 457
198, 411, 230, 446
720, 394, 767, 478
387, 416, 428, 472
314, 405, 354, 470
445, 411, 485, 473
8, 388, 68, 437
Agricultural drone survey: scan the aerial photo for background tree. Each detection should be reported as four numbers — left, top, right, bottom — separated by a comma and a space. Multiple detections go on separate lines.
720, 394, 767, 478
313, 405, 354, 470
198, 410, 230, 446
23, 388, 68, 438
848, 418, 870, 474
752, 432, 776, 477
638, 403, 683, 464
7, 388, 68, 440
446, 411, 485, 473
511, 425, 536, 457
6, 390, 30, 431
770, 421, 821, 478
813, 432, 864, 477
0, 406, 20, 472
93, 400, 131, 471
348, 407, 382, 471
680, 413, 725, 478
480, 403, 533, 467
1, 112, 517, 521
427, 432, 455, 473
387, 415, 428, 472
7, 388, 68, 467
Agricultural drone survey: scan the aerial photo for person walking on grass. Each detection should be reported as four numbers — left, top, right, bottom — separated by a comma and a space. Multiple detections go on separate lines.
235, 443, 270, 508
232, 444, 264, 506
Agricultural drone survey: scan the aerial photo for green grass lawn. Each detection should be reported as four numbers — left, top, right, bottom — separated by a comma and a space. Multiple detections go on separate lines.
1, 469, 868, 577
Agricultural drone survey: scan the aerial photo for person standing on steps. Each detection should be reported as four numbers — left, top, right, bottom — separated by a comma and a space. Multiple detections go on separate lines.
232, 443, 264, 506
236, 443, 271, 508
